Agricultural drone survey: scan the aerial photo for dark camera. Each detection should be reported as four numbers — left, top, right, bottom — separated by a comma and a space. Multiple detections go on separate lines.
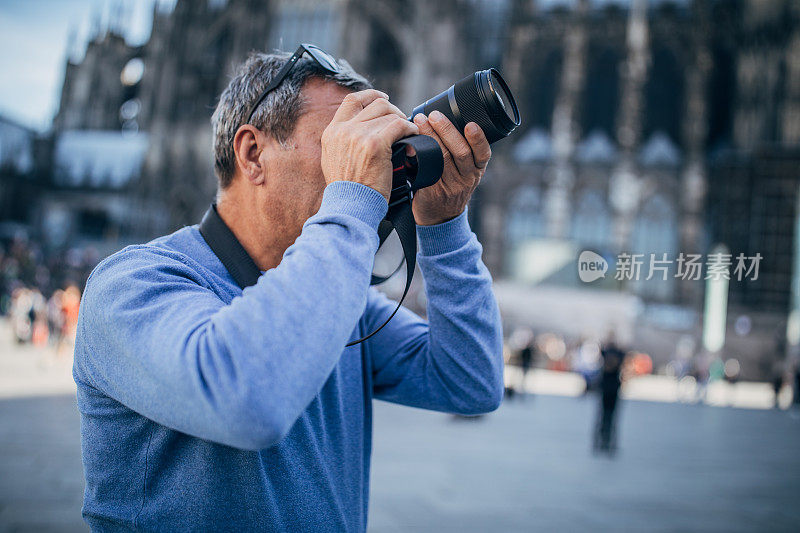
412, 69, 521, 144
390, 69, 521, 205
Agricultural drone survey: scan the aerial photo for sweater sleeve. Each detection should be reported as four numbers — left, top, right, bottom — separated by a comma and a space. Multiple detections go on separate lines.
74, 181, 387, 451
365, 209, 505, 414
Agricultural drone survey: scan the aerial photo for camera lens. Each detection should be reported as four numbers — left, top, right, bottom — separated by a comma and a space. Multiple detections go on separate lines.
490, 70, 515, 122
411, 68, 521, 144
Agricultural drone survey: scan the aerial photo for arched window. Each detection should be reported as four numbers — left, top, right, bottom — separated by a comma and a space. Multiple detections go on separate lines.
506, 185, 545, 246
631, 194, 678, 299
571, 189, 612, 251
644, 47, 685, 146
525, 49, 563, 131
268, 0, 340, 54
707, 45, 735, 152
582, 47, 621, 140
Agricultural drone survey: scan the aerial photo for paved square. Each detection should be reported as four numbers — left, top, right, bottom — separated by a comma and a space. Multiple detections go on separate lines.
1, 391, 799, 532
369, 396, 800, 532
0, 324, 798, 533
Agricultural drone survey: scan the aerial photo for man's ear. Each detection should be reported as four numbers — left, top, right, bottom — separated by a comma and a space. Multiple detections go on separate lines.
233, 125, 268, 186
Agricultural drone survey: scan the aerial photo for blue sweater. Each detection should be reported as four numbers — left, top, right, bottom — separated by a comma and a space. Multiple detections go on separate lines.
73, 181, 504, 532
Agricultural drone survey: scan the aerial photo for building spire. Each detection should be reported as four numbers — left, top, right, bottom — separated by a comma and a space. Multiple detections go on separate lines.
65, 23, 78, 62
90, 4, 103, 40
609, 0, 650, 251
543, 0, 589, 239
112, 1, 123, 36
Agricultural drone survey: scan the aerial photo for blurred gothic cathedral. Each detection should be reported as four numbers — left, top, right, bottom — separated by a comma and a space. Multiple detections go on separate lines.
1, 0, 800, 377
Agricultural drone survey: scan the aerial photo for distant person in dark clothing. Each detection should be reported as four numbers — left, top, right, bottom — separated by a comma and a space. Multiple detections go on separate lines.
770, 358, 785, 409
794, 362, 800, 407
594, 335, 625, 454
518, 337, 535, 397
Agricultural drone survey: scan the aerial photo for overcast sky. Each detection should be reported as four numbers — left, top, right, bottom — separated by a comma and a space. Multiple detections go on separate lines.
0, 0, 161, 131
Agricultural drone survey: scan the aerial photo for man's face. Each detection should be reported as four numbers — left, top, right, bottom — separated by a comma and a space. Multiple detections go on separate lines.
262, 78, 353, 229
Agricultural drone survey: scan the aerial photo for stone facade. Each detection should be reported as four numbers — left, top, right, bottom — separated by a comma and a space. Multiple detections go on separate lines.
26, 0, 800, 374
477, 0, 799, 307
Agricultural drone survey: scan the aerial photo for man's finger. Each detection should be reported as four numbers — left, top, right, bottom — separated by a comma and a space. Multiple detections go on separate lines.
465, 122, 491, 170
427, 110, 478, 178
332, 89, 389, 122
413, 114, 452, 164
355, 97, 406, 123
377, 115, 420, 146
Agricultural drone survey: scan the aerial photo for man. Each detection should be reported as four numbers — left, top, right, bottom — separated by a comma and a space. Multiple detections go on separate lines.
74, 49, 503, 531
593, 333, 625, 455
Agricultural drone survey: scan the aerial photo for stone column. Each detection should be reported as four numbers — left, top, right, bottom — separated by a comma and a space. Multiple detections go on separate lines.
340, 0, 468, 112
679, 1, 712, 304
781, 2, 800, 145
503, 0, 539, 104
610, 0, 649, 252
544, 0, 588, 239
482, 200, 509, 277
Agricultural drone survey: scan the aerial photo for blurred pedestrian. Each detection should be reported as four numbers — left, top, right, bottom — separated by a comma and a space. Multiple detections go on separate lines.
771, 358, 785, 409
518, 335, 535, 398
57, 284, 80, 358
793, 360, 800, 408
31, 291, 49, 348
593, 332, 625, 455
724, 358, 741, 406
47, 289, 65, 347
574, 338, 601, 394
691, 353, 711, 404
508, 327, 534, 398
10, 287, 33, 343
503, 341, 516, 399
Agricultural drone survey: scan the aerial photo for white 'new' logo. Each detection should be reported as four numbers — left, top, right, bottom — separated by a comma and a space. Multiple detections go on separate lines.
578, 251, 608, 282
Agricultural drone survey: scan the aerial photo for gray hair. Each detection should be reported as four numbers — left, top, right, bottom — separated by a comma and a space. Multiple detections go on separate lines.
211, 50, 372, 188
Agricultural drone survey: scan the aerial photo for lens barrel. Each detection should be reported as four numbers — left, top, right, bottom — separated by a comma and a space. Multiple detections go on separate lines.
411, 69, 520, 144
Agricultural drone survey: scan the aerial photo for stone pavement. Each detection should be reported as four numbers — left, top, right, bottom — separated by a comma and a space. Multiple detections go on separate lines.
0, 394, 84, 532
1, 326, 799, 531
368, 397, 800, 532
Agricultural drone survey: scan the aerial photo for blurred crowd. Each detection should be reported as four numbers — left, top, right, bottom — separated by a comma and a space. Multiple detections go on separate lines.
2, 229, 799, 410
504, 329, 653, 393
504, 328, 800, 410
503, 327, 800, 456
0, 236, 97, 357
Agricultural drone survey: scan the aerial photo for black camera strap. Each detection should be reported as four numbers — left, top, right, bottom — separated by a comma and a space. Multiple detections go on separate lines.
351, 134, 441, 345
199, 134, 442, 347
199, 205, 261, 289
198, 200, 416, 347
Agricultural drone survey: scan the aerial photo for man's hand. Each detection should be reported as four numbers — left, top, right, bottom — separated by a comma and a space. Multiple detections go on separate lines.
411, 111, 492, 226
321, 90, 419, 202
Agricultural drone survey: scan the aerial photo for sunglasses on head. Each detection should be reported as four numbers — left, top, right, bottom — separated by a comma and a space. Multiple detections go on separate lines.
245, 43, 342, 125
